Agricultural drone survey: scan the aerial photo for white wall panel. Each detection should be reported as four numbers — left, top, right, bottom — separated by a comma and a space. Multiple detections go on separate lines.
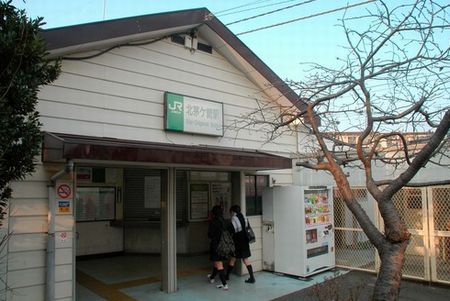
9, 216, 48, 234
8, 233, 47, 252
10, 181, 48, 199
55, 264, 73, 282
39, 85, 164, 115
84, 53, 261, 97
144, 40, 243, 74
38, 101, 163, 129
50, 72, 160, 102
59, 64, 268, 111
55, 248, 73, 265
7, 268, 45, 288
54, 281, 72, 299
40, 115, 106, 137
7, 285, 45, 301
271, 174, 294, 186
9, 199, 48, 217
110, 46, 251, 86
8, 250, 45, 271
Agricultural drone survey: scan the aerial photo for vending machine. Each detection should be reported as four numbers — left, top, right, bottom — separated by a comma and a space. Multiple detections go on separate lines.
262, 186, 335, 277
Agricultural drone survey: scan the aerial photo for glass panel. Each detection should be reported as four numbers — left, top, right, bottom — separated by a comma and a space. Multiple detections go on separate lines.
254, 175, 268, 216
245, 176, 256, 215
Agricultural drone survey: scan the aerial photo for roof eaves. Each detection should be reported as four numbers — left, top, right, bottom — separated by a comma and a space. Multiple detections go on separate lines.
42, 8, 210, 51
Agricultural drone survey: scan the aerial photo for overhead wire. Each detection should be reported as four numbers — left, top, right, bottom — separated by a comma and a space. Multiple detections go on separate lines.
216, 0, 298, 18
214, 0, 276, 16
236, 0, 378, 35
226, 0, 318, 26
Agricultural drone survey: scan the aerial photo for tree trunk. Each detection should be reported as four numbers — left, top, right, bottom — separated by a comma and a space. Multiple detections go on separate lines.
373, 239, 409, 301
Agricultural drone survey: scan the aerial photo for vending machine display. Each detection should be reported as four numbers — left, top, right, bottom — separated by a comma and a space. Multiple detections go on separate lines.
262, 186, 335, 277
304, 189, 332, 226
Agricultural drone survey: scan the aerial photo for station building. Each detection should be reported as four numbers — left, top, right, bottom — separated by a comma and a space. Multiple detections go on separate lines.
4, 8, 311, 300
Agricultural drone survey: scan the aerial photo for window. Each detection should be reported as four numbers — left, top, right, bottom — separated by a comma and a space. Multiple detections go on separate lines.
245, 175, 269, 216
76, 187, 116, 221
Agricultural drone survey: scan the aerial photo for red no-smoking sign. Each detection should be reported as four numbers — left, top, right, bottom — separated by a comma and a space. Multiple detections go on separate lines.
57, 184, 72, 199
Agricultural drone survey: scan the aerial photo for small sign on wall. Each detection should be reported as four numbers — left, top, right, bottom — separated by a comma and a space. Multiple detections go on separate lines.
55, 181, 73, 215
57, 183, 72, 199
58, 200, 72, 214
76, 167, 92, 182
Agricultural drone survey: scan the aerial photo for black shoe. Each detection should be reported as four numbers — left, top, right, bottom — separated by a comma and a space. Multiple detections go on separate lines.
225, 275, 229, 281
245, 278, 255, 283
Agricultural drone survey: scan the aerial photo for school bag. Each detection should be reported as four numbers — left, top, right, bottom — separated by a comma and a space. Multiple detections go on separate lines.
217, 229, 235, 257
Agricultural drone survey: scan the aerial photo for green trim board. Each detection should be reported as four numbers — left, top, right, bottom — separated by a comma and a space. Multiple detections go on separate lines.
164, 92, 224, 136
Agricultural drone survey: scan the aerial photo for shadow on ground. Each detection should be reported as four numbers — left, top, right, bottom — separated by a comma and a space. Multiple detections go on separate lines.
272, 270, 450, 301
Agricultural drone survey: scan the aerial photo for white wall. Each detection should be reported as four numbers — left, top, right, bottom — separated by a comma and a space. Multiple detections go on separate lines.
7, 161, 53, 301
38, 37, 297, 156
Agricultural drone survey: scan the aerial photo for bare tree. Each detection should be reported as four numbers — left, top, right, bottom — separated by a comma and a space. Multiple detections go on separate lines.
232, 1, 449, 300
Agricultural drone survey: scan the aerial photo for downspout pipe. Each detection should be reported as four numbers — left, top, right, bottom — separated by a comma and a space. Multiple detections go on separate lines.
46, 160, 73, 301
50, 160, 74, 184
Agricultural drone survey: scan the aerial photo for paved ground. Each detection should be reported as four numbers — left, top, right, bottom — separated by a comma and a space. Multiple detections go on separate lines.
76, 255, 450, 300
272, 270, 450, 301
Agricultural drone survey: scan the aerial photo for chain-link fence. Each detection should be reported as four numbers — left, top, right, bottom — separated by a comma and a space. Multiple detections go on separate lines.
429, 187, 450, 284
391, 188, 429, 280
334, 188, 378, 272
334, 185, 450, 284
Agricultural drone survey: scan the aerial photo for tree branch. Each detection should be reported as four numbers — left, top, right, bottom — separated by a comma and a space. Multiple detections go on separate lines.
383, 109, 450, 199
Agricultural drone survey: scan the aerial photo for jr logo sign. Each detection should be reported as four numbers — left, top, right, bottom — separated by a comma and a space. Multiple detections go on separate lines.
165, 92, 185, 131
168, 100, 183, 113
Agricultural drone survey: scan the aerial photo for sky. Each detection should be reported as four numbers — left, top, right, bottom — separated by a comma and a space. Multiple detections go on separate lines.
11, 0, 376, 82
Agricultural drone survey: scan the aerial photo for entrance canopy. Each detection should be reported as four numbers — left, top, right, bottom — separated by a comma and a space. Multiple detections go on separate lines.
42, 132, 292, 170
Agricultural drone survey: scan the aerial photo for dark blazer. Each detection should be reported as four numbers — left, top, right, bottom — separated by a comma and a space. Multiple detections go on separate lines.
208, 216, 229, 261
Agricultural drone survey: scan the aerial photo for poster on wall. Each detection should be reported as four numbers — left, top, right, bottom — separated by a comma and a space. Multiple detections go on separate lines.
189, 183, 209, 221
144, 176, 161, 208
211, 182, 231, 218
